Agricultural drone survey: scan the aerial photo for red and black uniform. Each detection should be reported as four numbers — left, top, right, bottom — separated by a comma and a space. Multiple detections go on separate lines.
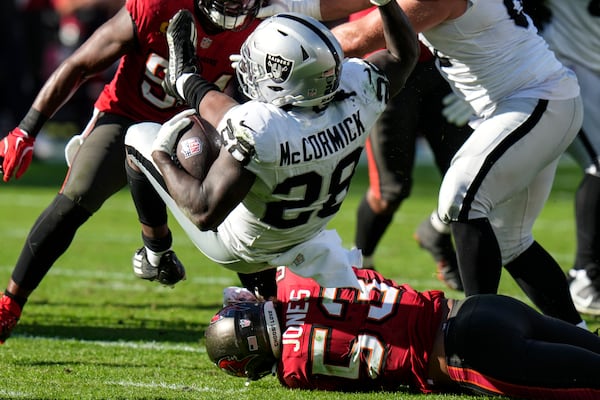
275, 267, 600, 399
276, 267, 445, 393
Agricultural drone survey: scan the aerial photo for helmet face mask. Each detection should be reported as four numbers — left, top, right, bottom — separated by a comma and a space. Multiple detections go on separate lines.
205, 301, 281, 381
198, 0, 263, 31
236, 13, 344, 107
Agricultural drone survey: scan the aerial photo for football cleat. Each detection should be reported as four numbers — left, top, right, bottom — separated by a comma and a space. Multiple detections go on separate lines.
0, 295, 22, 344
414, 218, 463, 291
568, 266, 600, 316
132, 247, 186, 287
163, 9, 199, 102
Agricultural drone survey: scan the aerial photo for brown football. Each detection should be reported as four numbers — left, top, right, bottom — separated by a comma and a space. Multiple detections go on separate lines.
174, 114, 221, 180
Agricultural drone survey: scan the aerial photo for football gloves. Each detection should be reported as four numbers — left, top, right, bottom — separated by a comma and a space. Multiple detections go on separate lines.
441, 92, 475, 127
0, 127, 35, 182
152, 108, 196, 155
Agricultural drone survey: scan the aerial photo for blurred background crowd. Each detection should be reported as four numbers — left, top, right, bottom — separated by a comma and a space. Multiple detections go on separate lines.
0, 0, 123, 161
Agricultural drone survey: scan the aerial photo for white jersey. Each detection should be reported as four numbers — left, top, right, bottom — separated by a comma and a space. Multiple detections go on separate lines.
542, 0, 600, 74
418, 0, 580, 117
215, 58, 388, 264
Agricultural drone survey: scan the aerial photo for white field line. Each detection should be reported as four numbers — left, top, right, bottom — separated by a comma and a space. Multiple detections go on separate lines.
0, 265, 236, 286
0, 390, 32, 399
15, 335, 205, 352
106, 381, 247, 394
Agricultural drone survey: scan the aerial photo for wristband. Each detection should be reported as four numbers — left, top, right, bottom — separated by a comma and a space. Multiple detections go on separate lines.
18, 108, 48, 138
177, 73, 220, 111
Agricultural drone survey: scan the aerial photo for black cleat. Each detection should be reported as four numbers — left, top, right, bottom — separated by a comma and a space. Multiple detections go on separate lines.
163, 9, 199, 101
132, 247, 186, 287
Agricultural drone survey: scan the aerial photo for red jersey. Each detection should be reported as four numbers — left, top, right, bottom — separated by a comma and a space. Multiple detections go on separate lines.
275, 267, 445, 393
94, 0, 260, 123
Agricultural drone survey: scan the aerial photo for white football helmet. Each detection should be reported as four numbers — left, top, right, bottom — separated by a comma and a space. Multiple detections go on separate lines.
236, 12, 343, 107
198, 0, 264, 31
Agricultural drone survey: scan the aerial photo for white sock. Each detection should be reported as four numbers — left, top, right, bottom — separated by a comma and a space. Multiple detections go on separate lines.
146, 248, 169, 267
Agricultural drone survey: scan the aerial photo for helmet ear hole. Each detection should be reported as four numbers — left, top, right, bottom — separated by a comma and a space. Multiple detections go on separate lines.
300, 47, 309, 61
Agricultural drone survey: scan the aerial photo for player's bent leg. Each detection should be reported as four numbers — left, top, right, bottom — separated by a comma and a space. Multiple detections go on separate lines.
125, 159, 186, 287
125, 122, 247, 270
1, 194, 91, 343
125, 122, 188, 286
446, 295, 600, 397
505, 241, 584, 326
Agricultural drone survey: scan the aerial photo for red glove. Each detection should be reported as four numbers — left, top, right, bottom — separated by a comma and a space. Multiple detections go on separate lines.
0, 127, 35, 182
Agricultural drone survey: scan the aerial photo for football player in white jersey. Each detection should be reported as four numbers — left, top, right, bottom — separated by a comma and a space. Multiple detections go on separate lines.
257, 0, 587, 327
524, 0, 600, 315
124, 0, 419, 290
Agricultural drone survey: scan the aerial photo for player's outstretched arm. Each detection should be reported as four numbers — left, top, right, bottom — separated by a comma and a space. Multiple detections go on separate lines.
365, 0, 419, 98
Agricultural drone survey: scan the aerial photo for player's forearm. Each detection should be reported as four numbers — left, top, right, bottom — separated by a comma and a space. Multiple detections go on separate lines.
152, 150, 213, 230
31, 60, 90, 125
379, 1, 419, 65
331, 9, 385, 57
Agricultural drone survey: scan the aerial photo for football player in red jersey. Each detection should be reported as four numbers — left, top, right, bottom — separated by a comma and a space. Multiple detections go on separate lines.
0, 0, 264, 344
206, 265, 600, 399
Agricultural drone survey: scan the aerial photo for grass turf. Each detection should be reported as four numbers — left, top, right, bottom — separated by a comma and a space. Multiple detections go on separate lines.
0, 159, 596, 399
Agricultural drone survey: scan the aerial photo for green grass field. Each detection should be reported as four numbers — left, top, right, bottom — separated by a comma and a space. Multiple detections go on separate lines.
0, 158, 597, 399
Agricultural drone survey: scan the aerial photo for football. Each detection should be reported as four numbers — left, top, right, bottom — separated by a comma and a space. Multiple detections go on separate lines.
174, 114, 222, 180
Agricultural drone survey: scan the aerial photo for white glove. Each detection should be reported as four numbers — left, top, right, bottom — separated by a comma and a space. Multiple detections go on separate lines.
229, 54, 242, 70
441, 92, 475, 127
152, 109, 196, 154
369, 0, 391, 5
257, 0, 322, 20
222, 286, 259, 306
64, 133, 84, 167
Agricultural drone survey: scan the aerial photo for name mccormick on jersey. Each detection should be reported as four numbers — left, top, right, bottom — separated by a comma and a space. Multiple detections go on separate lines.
279, 111, 366, 166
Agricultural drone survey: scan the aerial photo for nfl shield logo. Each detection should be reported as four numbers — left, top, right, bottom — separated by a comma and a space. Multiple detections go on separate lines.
180, 137, 203, 159
266, 54, 293, 83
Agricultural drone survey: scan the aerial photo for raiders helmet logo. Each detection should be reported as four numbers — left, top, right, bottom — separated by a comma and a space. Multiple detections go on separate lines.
266, 54, 293, 83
